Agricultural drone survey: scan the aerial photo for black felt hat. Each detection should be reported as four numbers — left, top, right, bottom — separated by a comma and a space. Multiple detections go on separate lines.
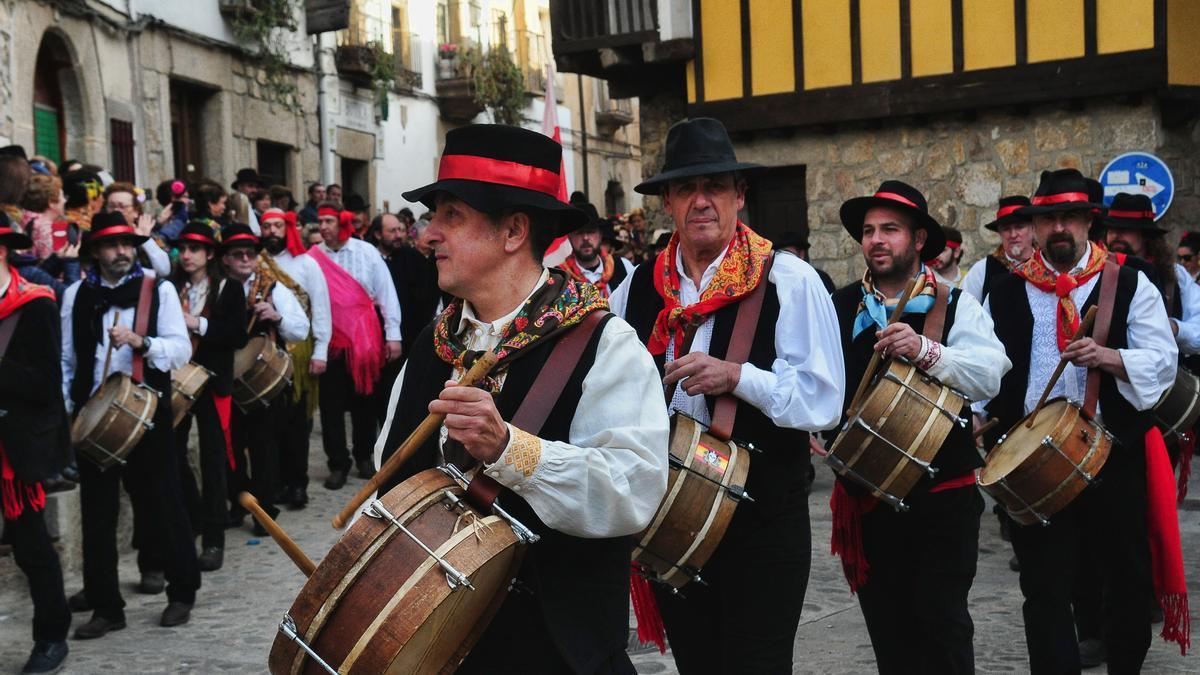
773, 230, 811, 251
172, 220, 220, 248
567, 193, 610, 235
1101, 193, 1165, 233
839, 180, 945, 261
83, 211, 148, 248
231, 168, 264, 190
984, 195, 1033, 232
218, 223, 261, 252
1017, 169, 1103, 216
634, 118, 761, 195
0, 210, 32, 250
402, 124, 584, 235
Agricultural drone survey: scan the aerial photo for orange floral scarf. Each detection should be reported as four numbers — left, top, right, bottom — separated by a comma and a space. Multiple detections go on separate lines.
561, 252, 616, 297
1014, 241, 1108, 351
649, 222, 772, 356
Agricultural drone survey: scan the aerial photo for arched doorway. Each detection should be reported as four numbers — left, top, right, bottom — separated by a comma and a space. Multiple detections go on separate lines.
33, 32, 83, 165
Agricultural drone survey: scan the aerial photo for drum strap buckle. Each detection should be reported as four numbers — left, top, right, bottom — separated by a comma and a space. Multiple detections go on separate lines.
996, 478, 1050, 527
278, 614, 338, 675
852, 418, 939, 476
366, 499, 477, 591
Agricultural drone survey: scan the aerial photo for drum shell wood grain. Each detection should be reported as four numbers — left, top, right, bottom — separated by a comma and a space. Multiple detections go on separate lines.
268, 469, 523, 675
71, 373, 159, 469
1152, 368, 1200, 444
978, 398, 1111, 526
170, 362, 213, 428
827, 360, 965, 504
633, 414, 750, 589
232, 336, 294, 412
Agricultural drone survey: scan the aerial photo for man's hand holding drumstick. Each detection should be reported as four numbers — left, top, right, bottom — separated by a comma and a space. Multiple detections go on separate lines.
428, 379, 510, 464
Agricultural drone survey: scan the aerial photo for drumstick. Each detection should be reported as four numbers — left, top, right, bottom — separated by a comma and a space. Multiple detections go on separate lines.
239, 492, 316, 577
973, 418, 1000, 439
1025, 306, 1098, 429
848, 278, 920, 415
99, 311, 122, 397
331, 351, 500, 529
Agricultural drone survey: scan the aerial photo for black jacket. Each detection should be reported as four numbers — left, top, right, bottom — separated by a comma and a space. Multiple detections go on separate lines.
190, 278, 249, 396
0, 296, 71, 482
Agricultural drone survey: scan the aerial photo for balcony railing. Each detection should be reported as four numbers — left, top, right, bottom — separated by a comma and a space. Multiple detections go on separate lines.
551, 0, 658, 55
393, 31, 423, 91
516, 29, 548, 95
594, 79, 634, 135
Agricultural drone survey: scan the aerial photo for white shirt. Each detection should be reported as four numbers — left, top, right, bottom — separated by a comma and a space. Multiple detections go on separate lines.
319, 238, 403, 342
934, 266, 967, 290
375, 269, 669, 538
575, 256, 634, 293
61, 273, 193, 409
912, 287, 1011, 401
1170, 264, 1200, 356
140, 241, 171, 277
272, 250, 333, 361
241, 274, 310, 343
179, 277, 211, 337
609, 248, 845, 432
962, 253, 1024, 303
983, 247, 1177, 419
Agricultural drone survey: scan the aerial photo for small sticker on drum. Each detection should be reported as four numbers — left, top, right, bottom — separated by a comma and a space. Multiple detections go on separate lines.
695, 442, 729, 475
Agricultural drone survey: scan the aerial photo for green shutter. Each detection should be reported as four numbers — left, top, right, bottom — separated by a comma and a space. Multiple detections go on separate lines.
33, 106, 61, 164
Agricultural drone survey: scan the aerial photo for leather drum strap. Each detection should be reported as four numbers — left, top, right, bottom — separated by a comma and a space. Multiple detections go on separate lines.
465, 310, 610, 511
1083, 260, 1120, 418
922, 282, 949, 342
708, 254, 774, 442
0, 309, 24, 361
131, 275, 156, 384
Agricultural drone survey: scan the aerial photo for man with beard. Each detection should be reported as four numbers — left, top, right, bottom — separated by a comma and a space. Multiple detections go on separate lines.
560, 193, 633, 297
610, 117, 845, 673
827, 181, 1009, 674
962, 196, 1035, 304
260, 208, 331, 509
62, 212, 198, 636
983, 169, 1177, 673
376, 123, 668, 672
930, 226, 966, 288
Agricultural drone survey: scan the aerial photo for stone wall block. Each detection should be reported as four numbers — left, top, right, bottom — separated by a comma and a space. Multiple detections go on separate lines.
879, 148, 919, 177
1034, 120, 1069, 151
995, 138, 1029, 175
955, 162, 1003, 207
841, 137, 875, 166
925, 145, 953, 180
1057, 153, 1082, 170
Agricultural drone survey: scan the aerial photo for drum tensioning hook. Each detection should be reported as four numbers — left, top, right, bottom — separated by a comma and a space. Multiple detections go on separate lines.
666, 454, 754, 502
632, 556, 706, 593
880, 372, 969, 428
279, 614, 338, 675
824, 453, 909, 512
994, 478, 1050, 527
366, 499, 476, 591
850, 417, 939, 477
437, 464, 541, 544
1041, 435, 1096, 484
84, 439, 128, 468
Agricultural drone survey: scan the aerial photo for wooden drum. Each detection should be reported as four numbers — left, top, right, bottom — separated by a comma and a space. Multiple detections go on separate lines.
233, 336, 294, 412
71, 373, 159, 469
170, 362, 213, 428
978, 398, 1112, 526
268, 468, 526, 675
1152, 368, 1200, 445
633, 413, 751, 589
827, 359, 968, 510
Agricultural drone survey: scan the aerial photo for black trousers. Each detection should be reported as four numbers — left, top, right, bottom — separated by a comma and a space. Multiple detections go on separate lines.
279, 390, 312, 489
174, 391, 229, 549
319, 355, 377, 473
857, 486, 983, 675
4, 498, 70, 643
655, 497, 811, 675
230, 391, 285, 515
1010, 449, 1153, 675
78, 398, 201, 620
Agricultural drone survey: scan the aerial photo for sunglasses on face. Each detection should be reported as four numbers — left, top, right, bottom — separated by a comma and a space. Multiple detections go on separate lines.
1181, 254, 1195, 263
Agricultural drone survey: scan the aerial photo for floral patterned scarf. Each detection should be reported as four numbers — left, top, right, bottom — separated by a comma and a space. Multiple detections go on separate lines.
648, 222, 772, 356
432, 268, 608, 392
992, 244, 1020, 271
561, 252, 616, 297
1015, 241, 1108, 351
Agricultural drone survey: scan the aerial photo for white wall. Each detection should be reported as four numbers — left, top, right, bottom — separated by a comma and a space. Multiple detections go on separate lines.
130, 0, 314, 69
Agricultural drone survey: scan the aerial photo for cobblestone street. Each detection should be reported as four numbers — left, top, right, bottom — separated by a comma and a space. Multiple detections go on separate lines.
2, 421, 1198, 673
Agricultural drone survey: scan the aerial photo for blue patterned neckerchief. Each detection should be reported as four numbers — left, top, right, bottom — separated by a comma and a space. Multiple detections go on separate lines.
852, 266, 943, 339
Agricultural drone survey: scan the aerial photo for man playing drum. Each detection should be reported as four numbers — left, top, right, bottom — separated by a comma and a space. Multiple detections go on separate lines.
220, 223, 308, 534
61, 212, 198, 636
982, 168, 1177, 673
827, 181, 1009, 674
609, 117, 845, 673
375, 123, 668, 673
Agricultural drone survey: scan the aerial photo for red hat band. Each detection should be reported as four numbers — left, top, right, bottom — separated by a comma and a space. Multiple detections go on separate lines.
1031, 192, 1091, 206
873, 191, 920, 210
438, 154, 561, 198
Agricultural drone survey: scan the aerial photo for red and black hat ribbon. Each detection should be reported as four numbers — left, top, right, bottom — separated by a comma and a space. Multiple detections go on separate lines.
437, 154, 561, 198
1031, 192, 1091, 206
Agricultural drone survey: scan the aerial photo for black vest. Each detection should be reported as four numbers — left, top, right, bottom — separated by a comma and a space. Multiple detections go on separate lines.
830, 283, 981, 495
378, 315, 631, 674
984, 267, 1151, 475
979, 254, 1012, 304
70, 278, 169, 411
606, 257, 629, 293
622, 259, 811, 517
0, 297, 71, 482
191, 278, 249, 397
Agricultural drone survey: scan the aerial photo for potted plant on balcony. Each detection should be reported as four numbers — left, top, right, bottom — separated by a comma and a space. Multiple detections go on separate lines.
437, 43, 459, 80
468, 47, 525, 125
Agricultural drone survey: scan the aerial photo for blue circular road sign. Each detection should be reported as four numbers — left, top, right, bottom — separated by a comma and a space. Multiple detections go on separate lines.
1099, 152, 1174, 220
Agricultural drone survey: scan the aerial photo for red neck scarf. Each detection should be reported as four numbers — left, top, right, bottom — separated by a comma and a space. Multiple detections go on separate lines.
648, 222, 772, 356
0, 267, 56, 520
1014, 241, 1108, 351
561, 252, 616, 297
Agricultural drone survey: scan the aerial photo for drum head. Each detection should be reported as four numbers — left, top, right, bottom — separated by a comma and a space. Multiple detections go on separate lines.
978, 399, 1071, 485
71, 375, 126, 445
233, 336, 269, 377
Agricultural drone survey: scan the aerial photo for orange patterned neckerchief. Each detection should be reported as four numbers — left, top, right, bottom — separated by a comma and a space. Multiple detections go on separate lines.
1014, 241, 1108, 351
648, 221, 773, 356
992, 244, 1018, 271
561, 251, 616, 296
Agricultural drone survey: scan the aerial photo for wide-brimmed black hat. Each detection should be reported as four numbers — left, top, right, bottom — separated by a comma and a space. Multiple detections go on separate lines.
984, 195, 1032, 231
173, 220, 220, 249
231, 168, 264, 190
402, 124, 585, 235
1101, 193, 1165, 233
0, 210, 32, 250
635, 118, 761, 195
567, 193, 610, 236
1017, 169, 1102, 216
773, 230, 811, 251
218, 223, 261, 252
344, 194, 367, 212
840, 180, 945, 261
83, 211, 149, 248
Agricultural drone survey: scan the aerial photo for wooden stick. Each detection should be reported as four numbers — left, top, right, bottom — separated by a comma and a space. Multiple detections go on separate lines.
239, 492, 316, 577
1025, 306, 1098, 428
847, 278, 920, 415
332, 351, 500, 529
973, 418, 1000, 440
99, 311, 121, 397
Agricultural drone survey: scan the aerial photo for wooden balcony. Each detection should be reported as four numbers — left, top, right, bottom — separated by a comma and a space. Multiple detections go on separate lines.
334, 44, 377, 86
550, 0, 691, 86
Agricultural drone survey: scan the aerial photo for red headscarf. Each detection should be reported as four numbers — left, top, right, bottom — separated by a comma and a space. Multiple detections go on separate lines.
317, 206, 355, 243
